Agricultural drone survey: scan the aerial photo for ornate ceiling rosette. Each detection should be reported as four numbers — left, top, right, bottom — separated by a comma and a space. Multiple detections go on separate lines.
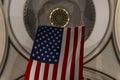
0, 2, 8, 75
4, 0, 114, 63
113, 0, 120, 62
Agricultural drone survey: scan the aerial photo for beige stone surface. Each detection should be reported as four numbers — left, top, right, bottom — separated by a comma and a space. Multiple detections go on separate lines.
85, 40, 120, 80
0, 44, 28, 80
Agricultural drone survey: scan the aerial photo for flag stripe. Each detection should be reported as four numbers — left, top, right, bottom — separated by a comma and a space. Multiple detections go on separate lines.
65, 28, 74, 80
61, 28, 71, 80
25, 59, 33, 80
70, 27, 78, 80
39, 63, 45, 80
34, 62, 41, 80
48, 64, 54, 80
43, 64, 49, 80
74, 27, 82, 80
52, 64, 58, 80
56, 28, 67, 80
29, 60, 37, 80
79, 27, 85, 80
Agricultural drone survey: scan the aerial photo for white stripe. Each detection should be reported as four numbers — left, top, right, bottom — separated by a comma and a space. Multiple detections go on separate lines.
65, 28, 74, 80
29, 60, 37, 80
39, 63, 45, 80
75, 28, 82, 80
56, 28, 67, 80
48, 64, 54, 80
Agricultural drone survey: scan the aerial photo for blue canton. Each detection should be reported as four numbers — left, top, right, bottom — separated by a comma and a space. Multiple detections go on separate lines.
31, 26, 63, 64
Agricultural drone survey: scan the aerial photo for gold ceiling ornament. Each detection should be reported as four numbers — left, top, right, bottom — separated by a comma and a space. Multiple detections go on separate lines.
49, 8, 70, 27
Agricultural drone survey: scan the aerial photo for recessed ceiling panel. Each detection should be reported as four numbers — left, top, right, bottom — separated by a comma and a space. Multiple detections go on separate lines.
4, 0, 113, 63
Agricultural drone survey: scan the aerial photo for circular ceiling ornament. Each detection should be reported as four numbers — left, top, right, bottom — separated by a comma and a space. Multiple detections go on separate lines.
0, 2, 8, 75
113, 0, 120, 61
4, 0, 113, 63
49, 8, 70, 27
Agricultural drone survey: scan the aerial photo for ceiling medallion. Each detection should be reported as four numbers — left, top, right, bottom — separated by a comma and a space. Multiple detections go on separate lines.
49, 8, 70, 27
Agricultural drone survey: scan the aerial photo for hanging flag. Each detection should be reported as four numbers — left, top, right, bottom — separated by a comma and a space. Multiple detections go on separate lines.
25, 25, 85, 80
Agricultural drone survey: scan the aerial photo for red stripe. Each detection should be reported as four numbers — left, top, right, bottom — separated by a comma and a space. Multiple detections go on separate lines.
61, 28, 71, 80
24, 58, 33, 80
52, 64, 58, 80
70, 27, 78, 80
34, 62, 41, 80
79, 26, 85, 80
43, 64, 49, 80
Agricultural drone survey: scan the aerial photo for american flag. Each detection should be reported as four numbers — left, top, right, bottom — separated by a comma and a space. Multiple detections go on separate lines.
25, 25, 85, 80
